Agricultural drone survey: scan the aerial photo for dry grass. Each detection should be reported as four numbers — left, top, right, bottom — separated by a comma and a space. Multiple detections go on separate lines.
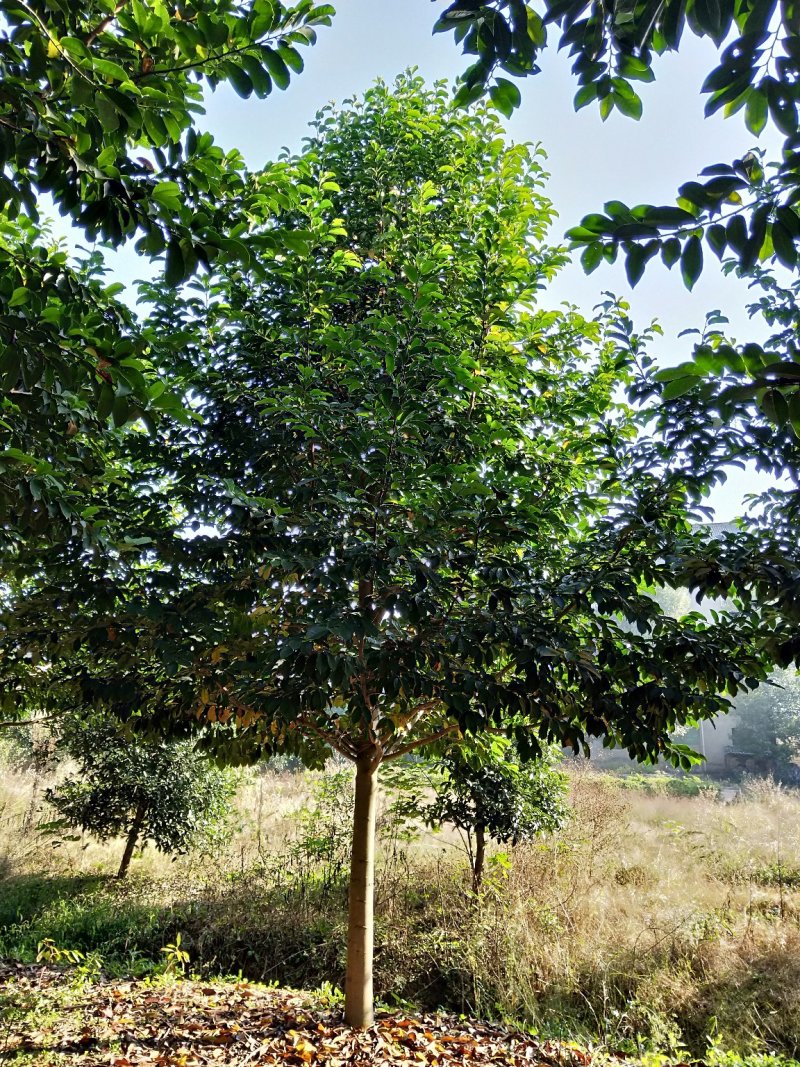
2, 753, 800, 1057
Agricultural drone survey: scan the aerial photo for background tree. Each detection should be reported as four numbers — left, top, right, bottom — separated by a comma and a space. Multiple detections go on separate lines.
729, 667, 800, 770
45, 711, 236, 878
388, 736, 568, 893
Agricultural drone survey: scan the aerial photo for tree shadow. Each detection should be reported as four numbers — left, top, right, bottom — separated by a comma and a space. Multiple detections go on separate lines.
0, 873, 109, 928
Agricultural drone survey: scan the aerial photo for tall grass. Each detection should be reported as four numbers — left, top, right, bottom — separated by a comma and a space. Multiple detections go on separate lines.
2, 753, 800, 1057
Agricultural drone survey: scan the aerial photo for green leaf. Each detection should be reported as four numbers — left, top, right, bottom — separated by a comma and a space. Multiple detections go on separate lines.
760, 387, 789, 426
726, 214, 748, 254
661, 237, 681, 267
580, 242, 603, 273
152, 181, 183, 211
261, 47, 291, 90
8, 287, 30, 308
164, 240, 186, 287
643, 206, 697, 227
227, 64, 254, 99
706, 223, 727, 259
767, 80, 798, 136
745, 87, 768, 136
490, 77, 522, 117
574, 83, 598, 110
278, 45, 304, 74
771, 221, 797, 268
680, 235, 703, 289
789, 392, 800, 440
661, 376, 700, 400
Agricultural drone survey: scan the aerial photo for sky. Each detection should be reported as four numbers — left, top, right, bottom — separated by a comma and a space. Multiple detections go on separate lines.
107, 0, 785, 519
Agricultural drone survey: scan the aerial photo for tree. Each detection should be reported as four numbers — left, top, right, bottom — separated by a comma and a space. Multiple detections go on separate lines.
2, 76, 796, 1026
389, 736, 568, 893
45, 711, 236, 878
729, 667, 800, 770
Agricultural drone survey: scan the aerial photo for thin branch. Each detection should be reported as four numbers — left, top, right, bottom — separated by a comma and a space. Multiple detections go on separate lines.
299, 718, 357, 761
131, 38, 276, 82
383, 723, 461, 761
0, 716, 57, 729
84, 0, 129, 47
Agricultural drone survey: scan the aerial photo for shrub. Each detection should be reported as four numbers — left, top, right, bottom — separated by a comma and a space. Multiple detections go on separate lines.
45, 712, 237, 877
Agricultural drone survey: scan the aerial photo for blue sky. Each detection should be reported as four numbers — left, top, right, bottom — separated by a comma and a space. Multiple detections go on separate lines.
110, 0, 784, 518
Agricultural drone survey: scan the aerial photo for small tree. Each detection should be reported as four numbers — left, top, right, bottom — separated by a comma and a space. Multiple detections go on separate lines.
46, 714, 236, 878
390, 737, 567, 893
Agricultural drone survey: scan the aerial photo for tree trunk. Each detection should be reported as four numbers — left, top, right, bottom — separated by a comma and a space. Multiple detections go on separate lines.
117, 801, 146, 879
472, 823, 486, 895
344, 753, 379, 1028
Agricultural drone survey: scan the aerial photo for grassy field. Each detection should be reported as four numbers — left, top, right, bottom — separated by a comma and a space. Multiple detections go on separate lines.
2, 751, 800, 1061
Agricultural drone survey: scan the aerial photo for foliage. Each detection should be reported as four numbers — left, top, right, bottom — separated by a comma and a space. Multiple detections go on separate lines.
4, 71, 799, 1023
291, 770, 354, 892
0, 0, 332, 257
432, 0, 800, 446
45, 712, 236, 871
730, 667, 800, 768
434, 0, 800, 285
0, 0, 333, 544
597, 769, 719, 796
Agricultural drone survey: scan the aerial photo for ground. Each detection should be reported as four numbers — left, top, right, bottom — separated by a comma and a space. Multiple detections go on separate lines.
1, 964, 592, 1066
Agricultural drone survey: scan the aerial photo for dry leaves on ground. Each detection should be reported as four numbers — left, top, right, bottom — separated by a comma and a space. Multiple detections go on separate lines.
0, 964, 595, 1066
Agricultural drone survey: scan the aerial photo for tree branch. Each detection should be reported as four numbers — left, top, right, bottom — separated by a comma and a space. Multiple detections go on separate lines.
383, 723, 461, 761
0, 716, 57, 729
299, 717, 357, 761
84, 0, 129, 47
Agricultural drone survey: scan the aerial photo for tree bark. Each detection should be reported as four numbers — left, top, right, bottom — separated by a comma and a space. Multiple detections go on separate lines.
344, 752, 379, 1028
117, 801, 146, 879
472, 823, 486, 895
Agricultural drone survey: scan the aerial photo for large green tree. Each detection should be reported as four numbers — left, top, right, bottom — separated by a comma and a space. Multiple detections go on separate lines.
5, 77, 796, 1025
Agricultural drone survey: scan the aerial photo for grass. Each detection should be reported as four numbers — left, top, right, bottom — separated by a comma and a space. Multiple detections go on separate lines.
2, 757, 800, 1060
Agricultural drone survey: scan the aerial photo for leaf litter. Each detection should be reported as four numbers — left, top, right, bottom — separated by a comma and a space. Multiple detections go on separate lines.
0, 963, 595, 1066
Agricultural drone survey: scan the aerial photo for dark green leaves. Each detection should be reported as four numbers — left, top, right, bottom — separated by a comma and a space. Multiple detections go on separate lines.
681, 235, 703, 289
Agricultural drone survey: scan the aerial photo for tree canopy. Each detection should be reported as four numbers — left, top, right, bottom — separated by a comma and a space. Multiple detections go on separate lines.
3, 74, 798, 1024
